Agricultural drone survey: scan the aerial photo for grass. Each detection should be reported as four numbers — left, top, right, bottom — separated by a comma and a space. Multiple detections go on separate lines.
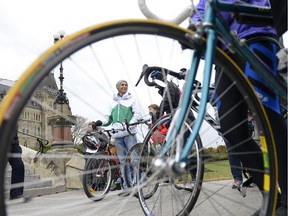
203, 160, 233, 182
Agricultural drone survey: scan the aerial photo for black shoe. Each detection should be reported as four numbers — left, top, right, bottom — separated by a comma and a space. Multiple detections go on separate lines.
116, 183, 122, 190
118, 190, 131, 197
111, 183, 122, 191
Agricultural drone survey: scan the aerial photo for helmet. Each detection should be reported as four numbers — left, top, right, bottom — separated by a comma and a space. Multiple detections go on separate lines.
150, 70, 164, 81
82, 135, 99, 150
82, 132, 109, 151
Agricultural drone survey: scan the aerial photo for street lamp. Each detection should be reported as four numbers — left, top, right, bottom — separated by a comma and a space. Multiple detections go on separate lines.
53, 30, 66, 43
53, 31, 70, 109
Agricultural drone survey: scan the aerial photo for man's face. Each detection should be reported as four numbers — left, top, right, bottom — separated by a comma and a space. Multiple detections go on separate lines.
118, 81, 128, 95
87, 124, 93, 132
149, 107, 157, 115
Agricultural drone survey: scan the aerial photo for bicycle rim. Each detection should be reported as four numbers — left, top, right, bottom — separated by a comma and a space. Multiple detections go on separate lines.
0, 19, 277, 216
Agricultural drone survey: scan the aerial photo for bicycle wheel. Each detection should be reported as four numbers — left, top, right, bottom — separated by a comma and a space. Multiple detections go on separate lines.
123, 142, 159, 199
0, 19, 277, 216
137, 114, 204, 216
82, 153, 112, 201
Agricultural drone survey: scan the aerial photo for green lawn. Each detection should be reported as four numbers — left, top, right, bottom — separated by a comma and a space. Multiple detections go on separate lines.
203, 160, 233, 181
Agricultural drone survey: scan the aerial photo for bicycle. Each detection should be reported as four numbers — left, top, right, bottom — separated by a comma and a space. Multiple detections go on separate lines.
82, 119, 150, 201
134, 1, 285, 216
123, 64, 205, 204
0, 0, 286, 215
17, 131, 50, 162
82, 127, 121, 201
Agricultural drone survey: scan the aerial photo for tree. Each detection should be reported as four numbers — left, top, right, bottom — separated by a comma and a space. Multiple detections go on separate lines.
71, 115, 89, 145
216, 145, 227, 154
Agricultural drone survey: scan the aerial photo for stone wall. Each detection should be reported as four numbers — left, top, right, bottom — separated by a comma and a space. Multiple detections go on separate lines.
21, 145, 85, 190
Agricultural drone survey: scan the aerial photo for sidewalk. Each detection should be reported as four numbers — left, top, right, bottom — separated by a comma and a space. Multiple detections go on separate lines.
6, 180, 261, 216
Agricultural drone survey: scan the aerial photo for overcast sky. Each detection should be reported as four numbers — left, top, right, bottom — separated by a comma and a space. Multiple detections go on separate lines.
0, 0, 286, 80
0, 0, 193, 80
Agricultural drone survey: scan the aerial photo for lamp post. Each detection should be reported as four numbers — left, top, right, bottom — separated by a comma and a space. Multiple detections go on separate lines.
48, 29, 76, 149
40, 31, 79, 191
53, 31, 70, 109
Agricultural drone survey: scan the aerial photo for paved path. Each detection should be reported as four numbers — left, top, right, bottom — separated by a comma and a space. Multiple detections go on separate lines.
6, 180, 261, 216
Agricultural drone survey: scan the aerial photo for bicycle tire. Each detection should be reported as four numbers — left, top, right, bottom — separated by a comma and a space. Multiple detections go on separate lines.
137, 114, 204, 216
82, 153, 112, 201
0, 19, 277, 216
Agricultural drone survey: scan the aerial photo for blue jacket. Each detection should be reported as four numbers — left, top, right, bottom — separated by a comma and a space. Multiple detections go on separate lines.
192, 0, 277, 39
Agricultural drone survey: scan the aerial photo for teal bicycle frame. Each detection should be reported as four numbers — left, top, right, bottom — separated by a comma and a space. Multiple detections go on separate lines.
158, 0, 287, 163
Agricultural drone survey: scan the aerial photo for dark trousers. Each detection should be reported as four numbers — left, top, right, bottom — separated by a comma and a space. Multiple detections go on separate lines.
215, 38, 287, 204
224, 139, 243, 182
9, 144, 25, 197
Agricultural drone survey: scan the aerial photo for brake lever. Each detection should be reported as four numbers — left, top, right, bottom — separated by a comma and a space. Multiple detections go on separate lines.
135, 64, 149, 86
178, 68, 187, 80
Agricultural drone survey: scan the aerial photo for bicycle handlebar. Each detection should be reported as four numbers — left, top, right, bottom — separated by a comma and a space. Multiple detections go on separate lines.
135, 64, 186, 87
136, 64, 216, 105
135, 64, 149, 86
124, 118, 150, 135
36, 138, 49, 146
138, 0, 194, 25
94, 118, 150, 137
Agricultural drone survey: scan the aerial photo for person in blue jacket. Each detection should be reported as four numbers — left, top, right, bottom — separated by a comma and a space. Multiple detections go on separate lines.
191, 1, 287, 215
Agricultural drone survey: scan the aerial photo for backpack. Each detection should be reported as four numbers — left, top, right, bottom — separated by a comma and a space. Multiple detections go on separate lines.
151, 121, 168, 144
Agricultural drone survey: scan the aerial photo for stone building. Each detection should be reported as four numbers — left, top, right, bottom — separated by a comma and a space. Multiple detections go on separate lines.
0, 72, 59, 149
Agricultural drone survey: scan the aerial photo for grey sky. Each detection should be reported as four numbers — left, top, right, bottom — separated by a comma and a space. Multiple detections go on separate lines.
0, 0, 286, 79
0, 0, 193, 80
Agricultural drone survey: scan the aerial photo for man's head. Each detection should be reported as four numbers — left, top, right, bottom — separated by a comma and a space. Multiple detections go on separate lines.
87, 122, 94, 133
116, 80, 128, 96
148, 104, 159, 115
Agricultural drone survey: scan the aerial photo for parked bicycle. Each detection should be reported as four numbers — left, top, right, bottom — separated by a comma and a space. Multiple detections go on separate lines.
135, 64, 259, 198
123, 64, 204, 205
82, 118, 150, 201
18, 131, 49, 162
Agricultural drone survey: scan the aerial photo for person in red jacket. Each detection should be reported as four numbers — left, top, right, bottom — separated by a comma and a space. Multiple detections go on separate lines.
148, 104, 168, 145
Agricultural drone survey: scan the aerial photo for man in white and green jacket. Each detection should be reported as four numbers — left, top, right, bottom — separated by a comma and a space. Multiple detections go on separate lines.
93, 80, 142, 197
